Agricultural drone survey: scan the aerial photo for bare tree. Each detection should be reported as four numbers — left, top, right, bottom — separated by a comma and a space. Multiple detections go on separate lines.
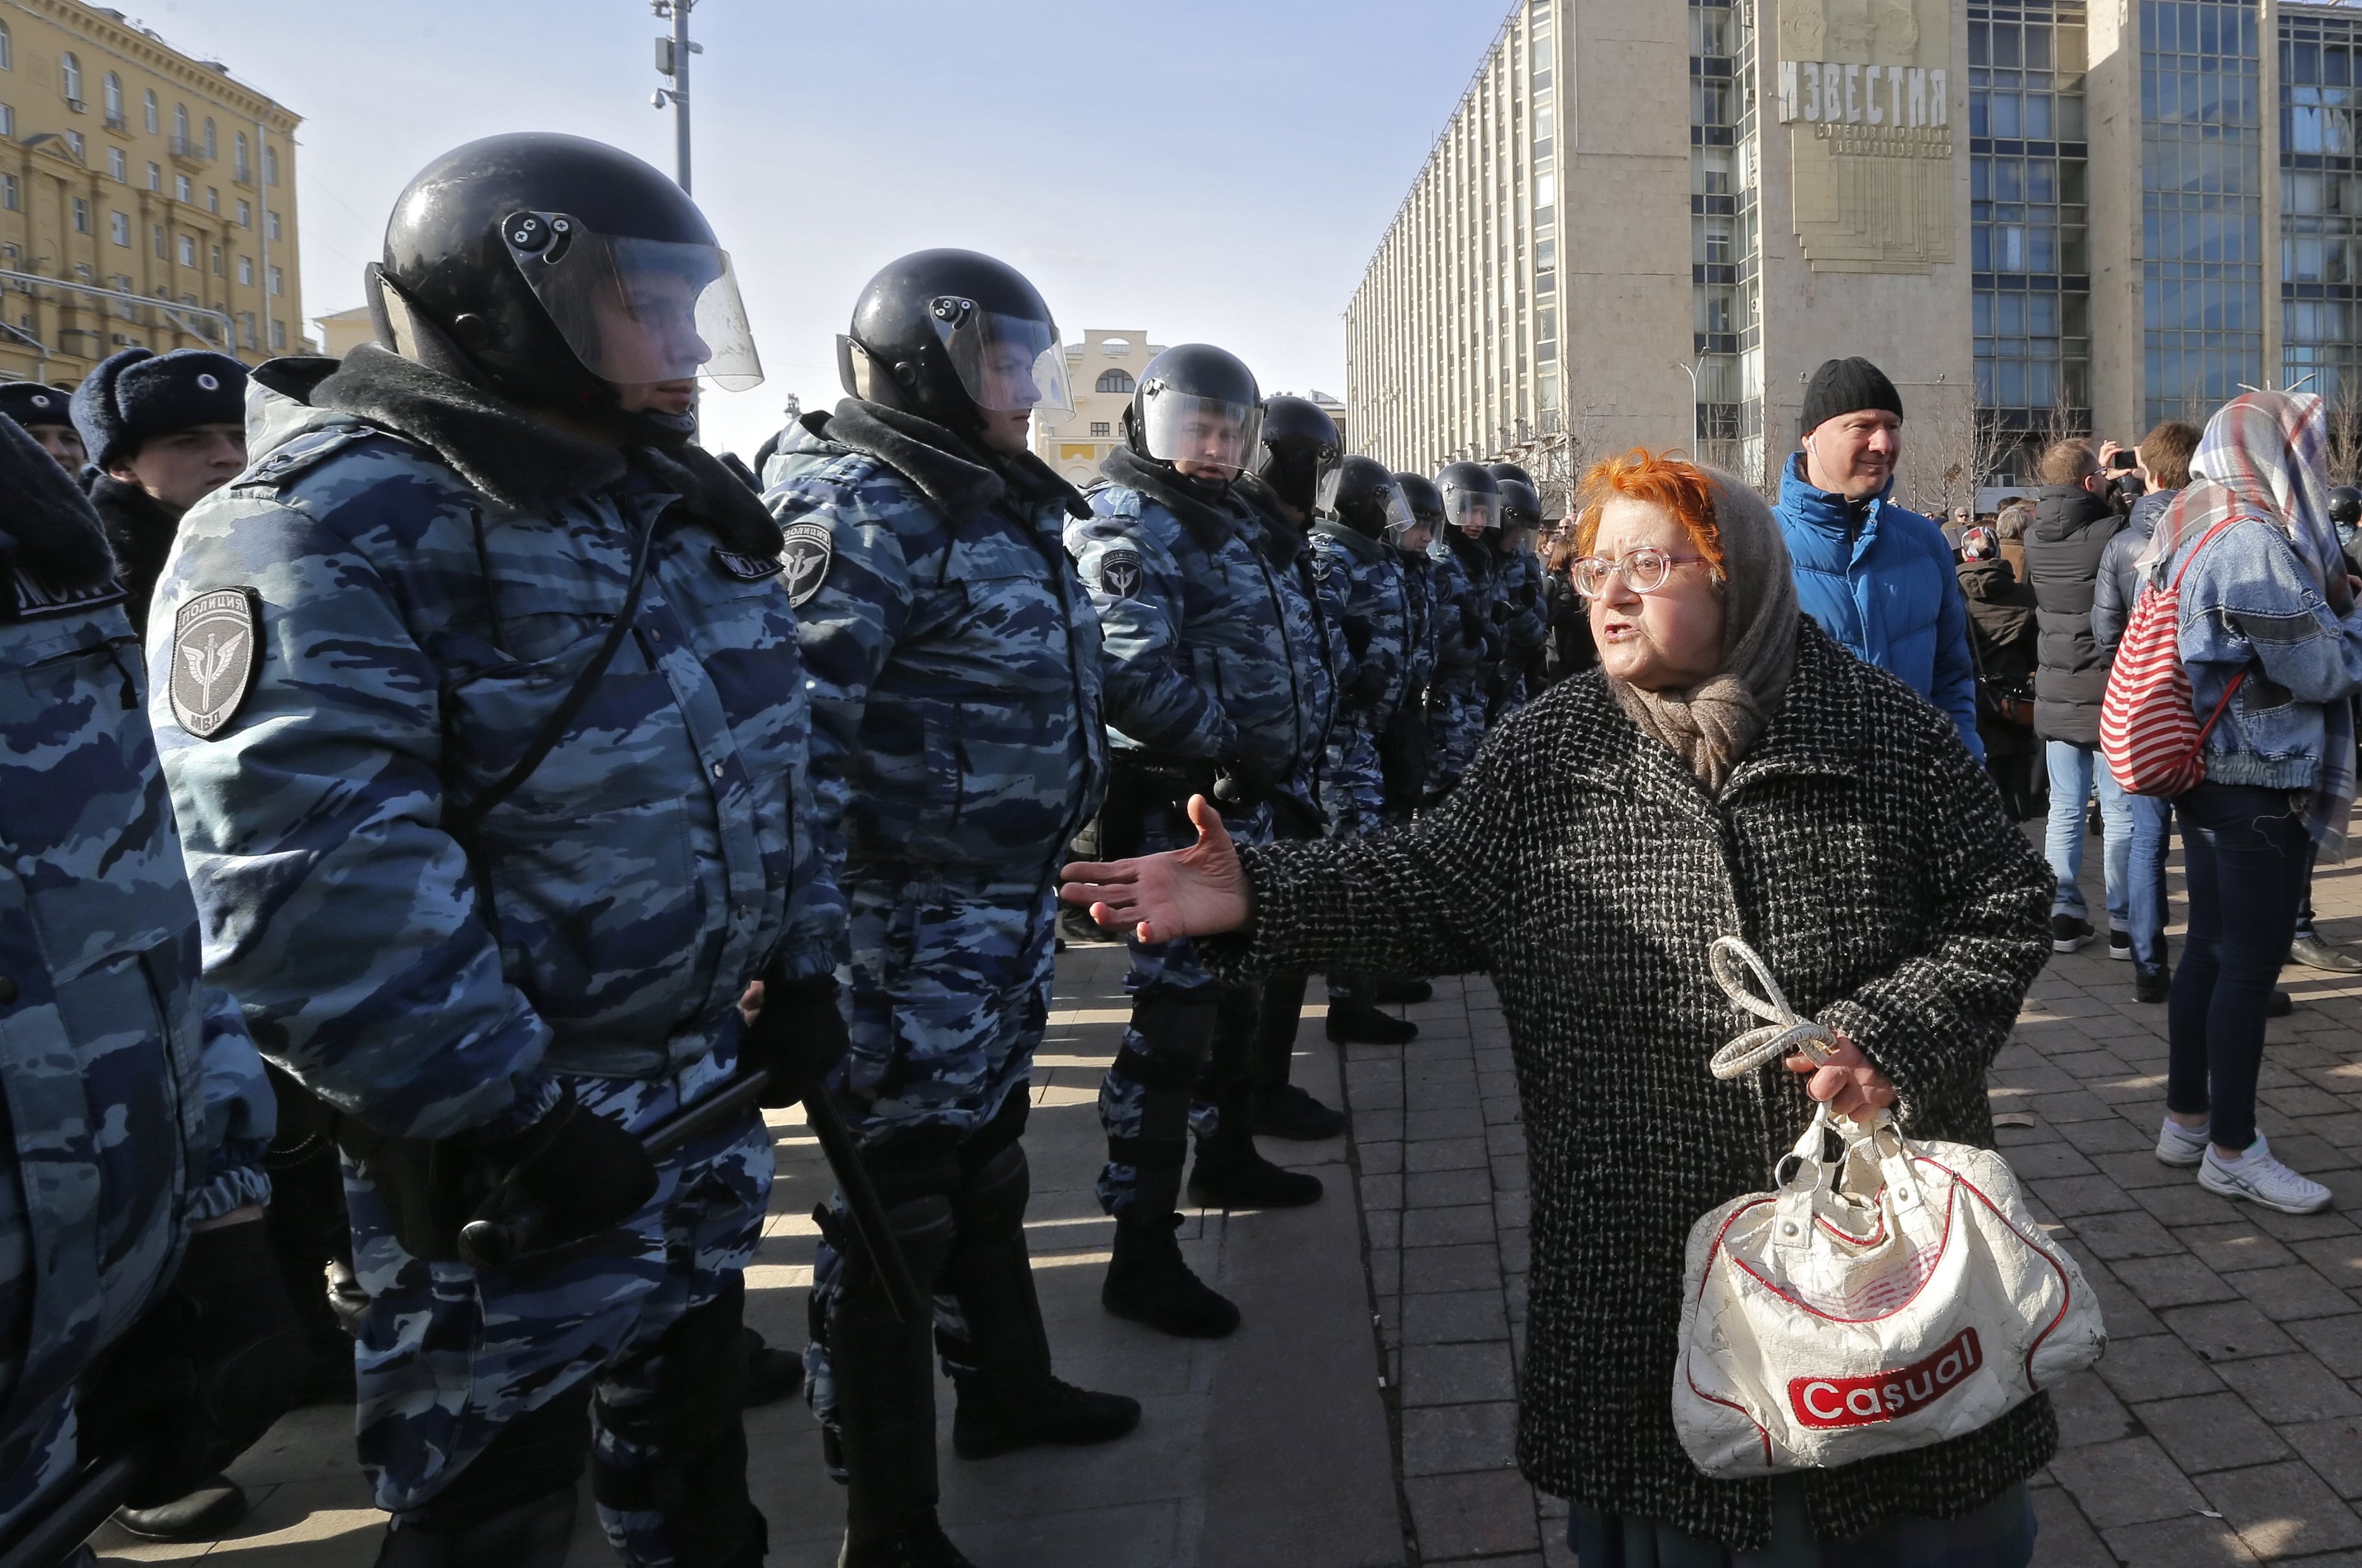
1902, 383, 2009, 525
2327, 369, 2362, 488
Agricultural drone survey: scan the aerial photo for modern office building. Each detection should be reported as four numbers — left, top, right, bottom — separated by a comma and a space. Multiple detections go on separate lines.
1346, 0, 2362, 507
0, 0, 304, 387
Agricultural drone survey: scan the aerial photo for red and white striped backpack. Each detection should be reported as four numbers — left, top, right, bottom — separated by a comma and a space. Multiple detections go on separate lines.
2099, 518, 2245, 797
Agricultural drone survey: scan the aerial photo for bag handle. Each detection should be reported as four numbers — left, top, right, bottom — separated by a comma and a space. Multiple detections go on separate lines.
2161, 516, 2251, 751
1708, 937, 1839, 1079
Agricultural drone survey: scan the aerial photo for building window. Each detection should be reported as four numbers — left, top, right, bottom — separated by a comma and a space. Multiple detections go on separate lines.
146, 162, 161, 191
59, 53, 81, 107
211, 244, 222, 276
175, 175, 191, 204
271, 317, 286, 350
1096, 368, 1134, 394
2144, 0, 2263, 426
1089, 421, 1111, 437
203, 118, 216, 159
63, 131, 82, 162
142, 89, 157, 135
0, 106, 12, 139
70, 196, 88, 234
270, 265, 284, 297
102, 71, 122, 124
264, 146, 278, 185
151, 224, 164, 258
267, 210, 281, 241
178, 234, 195, 267
234, 131, 250, 184
2281, 9, 2362, 408
239, 255, 253, 285
1, 175, 17, 213
0, 23, 11, 71
173, 103, 188, 144
238, 311, 254, 348
106, 146, 124, 181
207, 187, 219, 214
237, 199, 249, 227
109, 211, 128, 246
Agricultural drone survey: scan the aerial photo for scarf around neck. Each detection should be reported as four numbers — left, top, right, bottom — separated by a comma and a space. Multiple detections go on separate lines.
1606, 465, 1801, 793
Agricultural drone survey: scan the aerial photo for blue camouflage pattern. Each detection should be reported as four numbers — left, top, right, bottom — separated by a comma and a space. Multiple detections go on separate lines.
1238, 479, 1339, 817
0, 570, 272, 1529
1424, 536, 1492, 793
761, 407, 1104, 1139
150, 389, 844, 1142
1490, 542, 1549, 718
1311, 521, 1411, 837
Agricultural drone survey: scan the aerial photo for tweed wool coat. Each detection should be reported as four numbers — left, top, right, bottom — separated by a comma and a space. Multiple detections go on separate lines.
1204, 621, 2056, 1549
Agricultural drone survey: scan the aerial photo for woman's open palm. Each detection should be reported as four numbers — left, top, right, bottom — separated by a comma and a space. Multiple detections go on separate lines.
1059, 795, 1251, 944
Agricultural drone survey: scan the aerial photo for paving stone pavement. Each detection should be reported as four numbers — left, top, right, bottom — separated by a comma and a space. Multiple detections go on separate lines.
84, 820, 2362, 1567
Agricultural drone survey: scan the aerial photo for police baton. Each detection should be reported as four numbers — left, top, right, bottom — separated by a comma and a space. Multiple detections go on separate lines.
456, 1074, 926, 1323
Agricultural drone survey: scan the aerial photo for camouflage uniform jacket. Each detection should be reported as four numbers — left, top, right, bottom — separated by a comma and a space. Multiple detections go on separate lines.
760, 400, 1107, 878
149, 349, 844, 1143
0, 422, 272, 1468
1426, 536, 1489, 687
1311, 521, 1411, 736
1237, 478, 1340, 812
1399, 546, 1439, 700
1494, 545, 1549, 661
1066, 447, 1325, 781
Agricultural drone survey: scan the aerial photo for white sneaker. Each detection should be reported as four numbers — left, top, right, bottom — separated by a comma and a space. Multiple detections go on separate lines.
2156, 1117, 2210, 1167
2200, 1137, 2334, 1215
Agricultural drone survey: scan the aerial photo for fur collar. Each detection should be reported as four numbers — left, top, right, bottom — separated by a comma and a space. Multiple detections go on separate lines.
0, 415, 115, 588
292, 346, 777, 554
825, 399, 1088, 522
1101, 444, 1250, 551
1237, 475, 1313, 568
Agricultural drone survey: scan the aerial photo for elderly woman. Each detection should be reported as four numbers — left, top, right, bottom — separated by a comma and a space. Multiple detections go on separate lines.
1063, 451, 2054, 1564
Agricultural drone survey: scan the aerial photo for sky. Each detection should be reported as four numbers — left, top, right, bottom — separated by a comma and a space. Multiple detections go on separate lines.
138, 0, 1515, 463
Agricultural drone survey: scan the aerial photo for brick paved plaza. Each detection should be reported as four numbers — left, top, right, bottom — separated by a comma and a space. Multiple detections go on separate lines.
92, 828, 2362, 1567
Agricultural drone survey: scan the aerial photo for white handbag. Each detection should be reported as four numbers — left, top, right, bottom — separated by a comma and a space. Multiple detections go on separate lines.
1671, 939, 2107, 1478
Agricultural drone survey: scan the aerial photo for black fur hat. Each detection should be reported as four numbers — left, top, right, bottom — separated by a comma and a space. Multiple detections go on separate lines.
71, 347, 247, 471
0, 380, 76, 430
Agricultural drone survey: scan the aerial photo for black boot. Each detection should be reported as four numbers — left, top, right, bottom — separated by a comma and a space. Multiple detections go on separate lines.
742, 1325, 804, 1407
940, 1147, 1140, 1460
1187, 1131, 1323, 1209
1250, 971, 1343, 1138
1325, 993, 1417, 1045
839, 1514, 978, 1568
113, 1478, 251, 1541
1102, 1213, 1239, 1338
1256, 1083, 1346, 1140
1370, 976, 1433, 1004
375, 1490, 577, 1568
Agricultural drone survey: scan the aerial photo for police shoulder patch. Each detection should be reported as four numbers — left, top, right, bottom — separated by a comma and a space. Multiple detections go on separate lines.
1097, 547, 1145, 599
170, 588, 262, 740
779, 521, 834, 607
713, 547, 782, 583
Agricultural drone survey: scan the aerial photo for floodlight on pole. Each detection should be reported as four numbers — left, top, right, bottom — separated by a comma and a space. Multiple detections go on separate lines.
651, 0, 701, 193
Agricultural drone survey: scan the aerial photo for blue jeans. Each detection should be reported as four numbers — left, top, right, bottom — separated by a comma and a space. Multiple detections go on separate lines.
2127, 793, 2175, 971
2044, 742, 2130, 929
2166, 783, 2311, 1154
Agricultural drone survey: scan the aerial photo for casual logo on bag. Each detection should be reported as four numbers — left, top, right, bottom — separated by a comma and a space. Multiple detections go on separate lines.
169, 587, 262, 739
1789, 1326, 1982, 1429
1099, 547, 1144, 599
780, 521, 832, 607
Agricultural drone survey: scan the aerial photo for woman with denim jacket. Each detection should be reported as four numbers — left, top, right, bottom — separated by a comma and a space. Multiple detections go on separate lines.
2141, 391, 2362, 1214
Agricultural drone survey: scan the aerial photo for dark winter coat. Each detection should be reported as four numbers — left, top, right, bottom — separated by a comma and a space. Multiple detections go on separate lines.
2091, 487, 2175, 657
84, 473, 178, 637
2022, 483, 2124, 744
1203, 621, 2055, 1550
1959, 557, 2042, 763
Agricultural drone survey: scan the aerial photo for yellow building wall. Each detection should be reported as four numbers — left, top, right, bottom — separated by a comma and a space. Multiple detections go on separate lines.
0, 0, 304, 388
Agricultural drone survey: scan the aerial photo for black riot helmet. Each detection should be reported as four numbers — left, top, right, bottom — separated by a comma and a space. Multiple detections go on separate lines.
1332, 456, 1415, 542
2332, 486, 2362, 529
1393, 470, 1445, 545
1436, 461, 1503, 533
1255, 394, 1342, 515
372, 133, 760, 441
837, 249, 1072, 439
1487, 461, 1536, 493
1496, 477, 1542, 533
1124, 343, 1262, 481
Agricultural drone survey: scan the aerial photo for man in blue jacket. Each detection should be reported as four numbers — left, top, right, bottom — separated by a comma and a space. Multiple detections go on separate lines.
1774, 357, 1982, 761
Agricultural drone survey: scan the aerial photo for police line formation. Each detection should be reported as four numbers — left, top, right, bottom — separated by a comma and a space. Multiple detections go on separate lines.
0, 130, 1592, 1568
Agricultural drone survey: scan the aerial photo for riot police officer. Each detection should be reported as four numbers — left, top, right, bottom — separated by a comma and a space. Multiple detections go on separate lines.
2332, 485, 2361, 556
1424, 463, 1503, 799
1067, 344, 1325, 1340
1487, 464, 1551, 716
1385, 473, 1447, 815
761, 249, 1138, 1566
0, 415, 305, 1561
150, 134, 846, 1568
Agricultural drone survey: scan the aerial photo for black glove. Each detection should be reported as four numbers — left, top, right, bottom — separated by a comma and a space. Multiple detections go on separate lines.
1213, 756, 1281, 809
457, 1085, 660, 1266
1346, 664, 1388, 707
80, 1216, 316, 1507
739, 969, 851, 1110
1340, 615, 1373, 661
1489, 599, 1512, 625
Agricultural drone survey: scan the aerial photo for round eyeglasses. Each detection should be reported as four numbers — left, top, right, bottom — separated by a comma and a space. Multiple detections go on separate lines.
1570, 547, 1709, 599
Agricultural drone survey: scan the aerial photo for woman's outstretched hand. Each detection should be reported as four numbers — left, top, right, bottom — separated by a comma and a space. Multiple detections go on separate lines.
1059, 795, 1251, 945
1783, 1033, 1897, 1123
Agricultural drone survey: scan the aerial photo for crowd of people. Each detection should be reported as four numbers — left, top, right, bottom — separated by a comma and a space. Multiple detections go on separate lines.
6, 126, 2362, 1568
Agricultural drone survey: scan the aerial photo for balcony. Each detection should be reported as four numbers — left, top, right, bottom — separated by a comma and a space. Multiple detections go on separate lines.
168, 135, 211, 170
103, 112, 125, 132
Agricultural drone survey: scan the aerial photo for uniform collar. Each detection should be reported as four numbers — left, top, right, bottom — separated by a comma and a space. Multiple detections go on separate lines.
822, 399, 1088, 525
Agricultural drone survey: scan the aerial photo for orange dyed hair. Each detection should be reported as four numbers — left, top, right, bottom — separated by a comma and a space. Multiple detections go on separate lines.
1570, 448, 1727, 579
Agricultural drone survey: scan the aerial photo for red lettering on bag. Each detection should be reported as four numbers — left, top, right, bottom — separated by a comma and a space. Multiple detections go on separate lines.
1788, 1328, 1982, 1429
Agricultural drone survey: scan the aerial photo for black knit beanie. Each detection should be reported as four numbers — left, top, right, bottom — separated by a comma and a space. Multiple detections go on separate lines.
1800, 357, 1904, 435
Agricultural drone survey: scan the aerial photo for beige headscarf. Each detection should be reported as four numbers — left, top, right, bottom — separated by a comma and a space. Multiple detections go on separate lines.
1604, 465, 1801, 793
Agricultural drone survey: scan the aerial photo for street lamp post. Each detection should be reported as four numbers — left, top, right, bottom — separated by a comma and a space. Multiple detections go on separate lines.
651, 0, 701, 193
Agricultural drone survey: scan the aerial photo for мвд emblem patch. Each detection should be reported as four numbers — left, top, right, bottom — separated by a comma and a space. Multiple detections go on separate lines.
170, 588, 261, 739
780, 521, 833, 607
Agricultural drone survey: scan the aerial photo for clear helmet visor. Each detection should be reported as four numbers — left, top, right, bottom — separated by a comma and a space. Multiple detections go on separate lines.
1376, 487, 1418, 538
1313, 456, 1347, 515
1139, 385, 1263, 478
503, 213, 764, 392
932, 300, 1072, 417
1447, 493, 1500, 532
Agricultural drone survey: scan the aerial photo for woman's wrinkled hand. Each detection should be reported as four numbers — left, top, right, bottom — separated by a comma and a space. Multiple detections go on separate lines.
1059, 795, 1251, 944
1783, 1032, 1897, 1123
